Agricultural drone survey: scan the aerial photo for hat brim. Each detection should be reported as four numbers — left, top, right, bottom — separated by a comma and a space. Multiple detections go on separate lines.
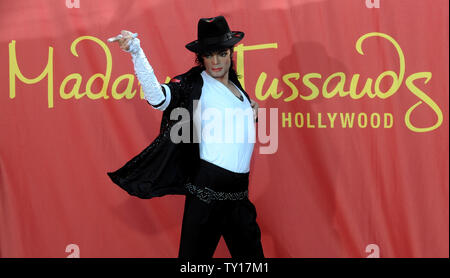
185, 31, 244, 53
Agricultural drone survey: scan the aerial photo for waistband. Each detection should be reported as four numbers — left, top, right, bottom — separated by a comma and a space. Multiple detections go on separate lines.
191, 159, 250, 193
184, 183, 248, 204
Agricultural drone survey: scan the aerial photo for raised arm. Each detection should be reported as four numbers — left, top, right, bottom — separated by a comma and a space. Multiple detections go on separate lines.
108, 30, 171, 111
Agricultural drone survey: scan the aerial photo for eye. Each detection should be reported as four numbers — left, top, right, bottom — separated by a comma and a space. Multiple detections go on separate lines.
220, 51, 228, 57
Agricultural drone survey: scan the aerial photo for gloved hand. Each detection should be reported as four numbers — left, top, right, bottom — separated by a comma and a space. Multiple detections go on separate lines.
107, 30, 138, 52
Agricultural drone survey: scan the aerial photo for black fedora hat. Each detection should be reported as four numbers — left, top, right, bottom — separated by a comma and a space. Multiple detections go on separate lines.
185, 15, 244, 53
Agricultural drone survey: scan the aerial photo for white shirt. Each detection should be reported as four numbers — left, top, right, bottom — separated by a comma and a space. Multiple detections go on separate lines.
195, 71, 255, 173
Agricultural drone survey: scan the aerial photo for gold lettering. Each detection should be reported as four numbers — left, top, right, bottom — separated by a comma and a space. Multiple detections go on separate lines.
340, 113, 355, 128
306, 113, 315, 128
295, 112, 304, 128
301, 73, 321, 100
349, 74, 375, 99
9, 40, 54, 108
356, 32, 405, 99
322, 72, 346, 99
384, 113, 394, 128
70, 36, 112, 100
358, 113, 368, 128
255, 72, 282, 100
112, 74, 136, 99
370, 113, 381, 128
60, 73, 82, 99
234, 43, 278, 90
404, 72, 443, 132
318, 113, 326, 128
282, 73, 300, 102
281, 112, 292, 128
327, 113, 337, 128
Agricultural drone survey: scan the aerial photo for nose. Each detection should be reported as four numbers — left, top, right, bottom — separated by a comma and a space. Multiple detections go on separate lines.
212, 55, 219, 65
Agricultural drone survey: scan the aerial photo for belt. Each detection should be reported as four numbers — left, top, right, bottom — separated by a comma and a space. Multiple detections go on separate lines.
184, 182, 249, 204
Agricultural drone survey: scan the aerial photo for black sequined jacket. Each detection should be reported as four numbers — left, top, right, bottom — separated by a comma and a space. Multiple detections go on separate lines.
106, 66, 251, 199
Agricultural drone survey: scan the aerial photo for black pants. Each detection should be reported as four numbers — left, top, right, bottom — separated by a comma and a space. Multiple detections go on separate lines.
178, 160, 264, 259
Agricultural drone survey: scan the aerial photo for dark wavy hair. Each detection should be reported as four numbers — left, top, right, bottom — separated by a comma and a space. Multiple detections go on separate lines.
195, 47, 240, 80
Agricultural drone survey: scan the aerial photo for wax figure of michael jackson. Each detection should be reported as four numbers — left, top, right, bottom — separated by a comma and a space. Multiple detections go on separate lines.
107, 15, 264, 259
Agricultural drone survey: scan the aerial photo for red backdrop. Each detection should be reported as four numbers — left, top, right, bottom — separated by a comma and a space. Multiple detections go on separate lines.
0, 0, 448, 258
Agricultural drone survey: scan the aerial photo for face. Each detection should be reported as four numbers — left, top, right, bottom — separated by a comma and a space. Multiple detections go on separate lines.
202, 49, 232, 80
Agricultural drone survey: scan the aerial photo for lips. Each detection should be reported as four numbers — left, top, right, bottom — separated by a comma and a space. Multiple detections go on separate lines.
212, 67, 223, 72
